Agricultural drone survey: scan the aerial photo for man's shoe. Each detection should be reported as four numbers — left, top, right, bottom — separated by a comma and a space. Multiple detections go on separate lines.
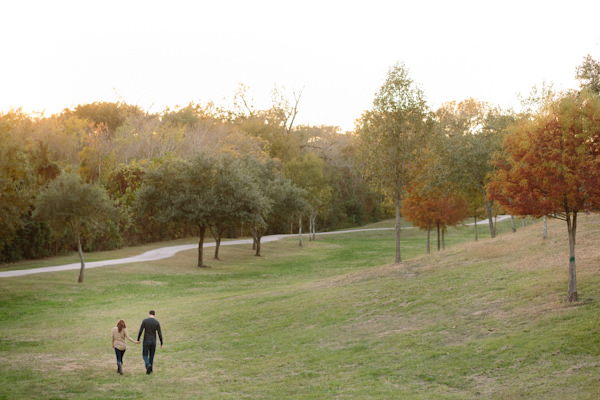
146, 365, 152, 375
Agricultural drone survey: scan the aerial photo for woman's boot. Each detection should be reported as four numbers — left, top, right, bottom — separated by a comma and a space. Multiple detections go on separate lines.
117, 362, 123, 375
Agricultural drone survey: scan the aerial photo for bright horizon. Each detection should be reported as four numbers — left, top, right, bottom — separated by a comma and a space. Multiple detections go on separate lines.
2, 0, 599, 132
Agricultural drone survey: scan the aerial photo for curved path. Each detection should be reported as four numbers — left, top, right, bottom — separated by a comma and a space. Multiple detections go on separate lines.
0, 228, 394, 278
0, 216, 511, 278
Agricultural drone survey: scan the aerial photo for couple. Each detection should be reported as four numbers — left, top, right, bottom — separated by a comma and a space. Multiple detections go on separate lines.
111, 310, 164, 375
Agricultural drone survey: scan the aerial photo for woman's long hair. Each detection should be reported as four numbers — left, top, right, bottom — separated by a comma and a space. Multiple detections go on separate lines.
117, 319, 126, 332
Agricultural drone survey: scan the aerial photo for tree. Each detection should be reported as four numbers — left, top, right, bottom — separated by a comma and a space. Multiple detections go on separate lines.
269, 85, 303, 136
488, 90, 600, 302
402, 180, 468, 254
232, 84, 303, 164
435, 99, 513, 238
248, 159, 307, 256
208, 155, 267, 260
298, 125, 383, 228
29, 114, 87, 169
66, 101, 142, 134
33, 172, 116, 282
284, 153, 332, 243
105, 160, 147, 243
356, 62, 431, 262
575, 54, 600, 94
79, 122, 114, 182
135, 155, 217, 268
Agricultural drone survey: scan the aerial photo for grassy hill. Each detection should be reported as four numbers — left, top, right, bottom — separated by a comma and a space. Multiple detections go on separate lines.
1, 215, 599, 399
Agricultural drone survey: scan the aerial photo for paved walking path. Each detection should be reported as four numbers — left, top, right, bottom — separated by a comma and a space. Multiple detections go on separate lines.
0, 216, 511, 278
0, 230, 387, 278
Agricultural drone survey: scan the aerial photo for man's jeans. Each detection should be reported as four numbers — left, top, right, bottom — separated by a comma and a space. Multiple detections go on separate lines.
142, 341, 156, 368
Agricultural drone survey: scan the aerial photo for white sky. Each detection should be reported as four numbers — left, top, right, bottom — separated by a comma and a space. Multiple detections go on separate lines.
2, 0, 599, 132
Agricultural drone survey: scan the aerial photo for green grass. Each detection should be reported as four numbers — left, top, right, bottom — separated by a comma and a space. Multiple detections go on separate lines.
1, 216, 599, 399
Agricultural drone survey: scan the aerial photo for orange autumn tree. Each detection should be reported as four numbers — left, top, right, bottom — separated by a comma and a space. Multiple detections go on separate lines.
488, 90, 600, 302
402, 183, 468, 254
402, 185, 437, 254
435, 193, 469, 249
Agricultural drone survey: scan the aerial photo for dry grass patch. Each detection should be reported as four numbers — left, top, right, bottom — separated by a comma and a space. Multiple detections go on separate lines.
138, 280, 168, 286
305, 262, 417, 290
1, 353, 88, 373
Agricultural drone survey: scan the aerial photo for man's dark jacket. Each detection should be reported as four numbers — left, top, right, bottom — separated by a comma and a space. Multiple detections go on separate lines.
138, 317, 163, 344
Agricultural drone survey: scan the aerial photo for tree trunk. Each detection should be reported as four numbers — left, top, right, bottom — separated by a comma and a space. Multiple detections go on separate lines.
214, 237, 221, 260
484, 199, 496, 238
511, 215, 516, 233
566, 212, 578, 302
426, 219, 431, 255
252, 225, 264, 256
543, 215, 548, 239
473, 216, 478, 241
298, 216, 303, 247
255, 236, 262, 257
197, 225, 207, 267
442, 228, 446, 250
395, 201, 401, 263
210, 226, 224, 260
436, 222, 441, 251
77, 234, 85, 283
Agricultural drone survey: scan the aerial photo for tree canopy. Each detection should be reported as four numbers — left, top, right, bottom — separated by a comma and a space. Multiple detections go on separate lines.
489, 90, 600, 301
575, 54, 600, 94
33, 172, 117, 282
356, 62, 432, 263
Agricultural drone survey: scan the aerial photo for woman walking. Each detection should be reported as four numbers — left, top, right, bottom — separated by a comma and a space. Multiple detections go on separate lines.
111, 319, 140, 375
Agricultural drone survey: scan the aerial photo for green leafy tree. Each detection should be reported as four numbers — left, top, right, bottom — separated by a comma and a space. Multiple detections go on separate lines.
33, 172, 116, 282
356, 62, 432, 262
248, 159, 307, 256
284, 153, 332, 243
208, 155, 267, 260
435, 99, 513, 238
135, 155, 218, 267
105, 160, 147, 243
575, 54, 600, 94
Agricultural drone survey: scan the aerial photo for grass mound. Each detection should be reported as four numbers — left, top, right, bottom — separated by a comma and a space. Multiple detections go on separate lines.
1, 215, 599, 399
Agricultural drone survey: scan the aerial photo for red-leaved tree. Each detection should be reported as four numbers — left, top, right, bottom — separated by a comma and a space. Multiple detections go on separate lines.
488, 90, 600, 302
402, 183, 468, 254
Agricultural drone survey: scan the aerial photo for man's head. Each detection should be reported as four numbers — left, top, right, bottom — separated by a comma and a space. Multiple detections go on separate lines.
149, 310, 155, 316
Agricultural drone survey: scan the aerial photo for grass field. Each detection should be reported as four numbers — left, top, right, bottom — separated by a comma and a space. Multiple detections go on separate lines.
1, 215, 599, 399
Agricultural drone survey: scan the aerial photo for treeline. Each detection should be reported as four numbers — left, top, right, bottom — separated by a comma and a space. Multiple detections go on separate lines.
0, 93, 383, 263
2, 54, 599, 295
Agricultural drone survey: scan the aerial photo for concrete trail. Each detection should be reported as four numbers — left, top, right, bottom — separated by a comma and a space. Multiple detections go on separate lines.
0, 216, 511, 278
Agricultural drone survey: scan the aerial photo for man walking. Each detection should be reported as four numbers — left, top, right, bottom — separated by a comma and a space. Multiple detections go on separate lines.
137, 310, 163, 374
